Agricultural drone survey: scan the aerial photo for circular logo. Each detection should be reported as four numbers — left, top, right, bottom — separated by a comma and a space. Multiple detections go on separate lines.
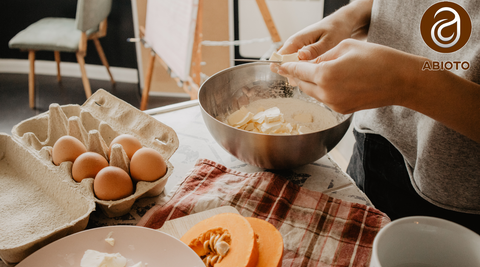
420, 1, 471, 53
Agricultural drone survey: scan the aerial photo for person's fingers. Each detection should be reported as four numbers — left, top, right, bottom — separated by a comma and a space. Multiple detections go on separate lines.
298, 39, 333, 60
277, 38, 305, 55
278, 27, 327, 57
292, 79, 320, 99
297, 48, 313, 60
277, 62, 322, 85
313, 39, 352, 63
274, 67, 298, 86
287, 77, 298, 87
277, 41, 354, 86
270, 62, 281, 74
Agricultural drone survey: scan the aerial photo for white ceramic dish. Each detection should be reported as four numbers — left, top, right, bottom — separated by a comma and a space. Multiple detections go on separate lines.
16, 226, 204, 267
370, 216, 480, 267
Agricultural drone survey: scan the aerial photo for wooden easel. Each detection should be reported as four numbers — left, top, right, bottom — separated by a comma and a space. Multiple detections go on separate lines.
255, 0, 282, 44
139, 0, 281, 111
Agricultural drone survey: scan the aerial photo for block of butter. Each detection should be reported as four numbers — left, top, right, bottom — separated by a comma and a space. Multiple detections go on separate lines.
80, 250, 146, 267
269, 52, 300, 63
227, 106, 254, 127
225, 106, 314, 135
80, 250, 126, 267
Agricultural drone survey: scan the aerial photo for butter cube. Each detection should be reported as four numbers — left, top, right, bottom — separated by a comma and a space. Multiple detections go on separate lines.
270, 52, 283, 62
80, 250, 127, 267
261, 121, 283, 134
274, 123, 293, 134
252, 111, 266, 124
104, 237, 115, 247
298, 126, 314, 134
228, 106, 254, 127
282, 53, 299, 62
269, 52, 299, 63
244, 123, 256, 131
264, 107, 284, 123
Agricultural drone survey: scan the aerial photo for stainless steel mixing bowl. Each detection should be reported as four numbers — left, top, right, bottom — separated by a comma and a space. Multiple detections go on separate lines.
198, 63, 352, 169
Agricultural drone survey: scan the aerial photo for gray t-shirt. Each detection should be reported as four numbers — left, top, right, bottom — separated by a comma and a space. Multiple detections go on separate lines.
354, 0, 480, 214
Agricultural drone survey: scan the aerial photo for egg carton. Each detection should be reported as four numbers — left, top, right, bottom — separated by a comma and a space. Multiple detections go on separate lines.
0, 89, 179, 265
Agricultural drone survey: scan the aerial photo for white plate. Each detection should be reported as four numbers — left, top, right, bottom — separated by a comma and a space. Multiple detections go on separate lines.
17, 226, 204, 267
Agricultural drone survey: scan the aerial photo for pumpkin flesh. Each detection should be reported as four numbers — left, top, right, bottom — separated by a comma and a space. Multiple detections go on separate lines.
246, 217, 284, 267
181, 213, 259, 267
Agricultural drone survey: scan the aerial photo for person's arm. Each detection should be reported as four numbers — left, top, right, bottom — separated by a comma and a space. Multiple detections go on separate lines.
277, 39, 480, 143
406, 60, 480, 144
277, 0, 373, 60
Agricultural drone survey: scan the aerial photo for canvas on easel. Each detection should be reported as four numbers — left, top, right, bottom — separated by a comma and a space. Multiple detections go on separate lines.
140, 0, 203, 110
144, 0, 198, 82
139, 0, 280, 111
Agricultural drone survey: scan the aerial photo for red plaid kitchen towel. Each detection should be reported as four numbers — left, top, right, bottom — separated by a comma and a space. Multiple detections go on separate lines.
138, 159, 390, 267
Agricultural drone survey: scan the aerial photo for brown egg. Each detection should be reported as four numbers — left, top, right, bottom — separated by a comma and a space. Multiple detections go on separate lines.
108, 134, 142, 159
52, 135, 87, 166
94, 166, 134, 201
130, 147, 167, 182
72, 152, 109, 182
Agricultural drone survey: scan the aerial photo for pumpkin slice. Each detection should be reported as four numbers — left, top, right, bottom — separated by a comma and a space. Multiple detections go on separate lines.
181, 213, 259, 267
246, 217, 284, 267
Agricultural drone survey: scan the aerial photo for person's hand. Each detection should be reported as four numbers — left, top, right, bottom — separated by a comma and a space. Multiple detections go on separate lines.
277, 39, 424, 114
270, 0, 372, 73
277, 14, 358, 61
278, 0, 372, 60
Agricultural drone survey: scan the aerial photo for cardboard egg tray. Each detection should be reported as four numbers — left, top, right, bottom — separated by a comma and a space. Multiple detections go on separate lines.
0, 89, 179, 265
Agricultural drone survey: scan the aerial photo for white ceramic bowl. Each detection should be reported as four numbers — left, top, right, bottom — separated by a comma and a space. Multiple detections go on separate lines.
15, 226, 204, 267
370, 216, 480, 267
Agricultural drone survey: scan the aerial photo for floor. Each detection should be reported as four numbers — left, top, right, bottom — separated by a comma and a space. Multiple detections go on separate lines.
0, 73, 190, 134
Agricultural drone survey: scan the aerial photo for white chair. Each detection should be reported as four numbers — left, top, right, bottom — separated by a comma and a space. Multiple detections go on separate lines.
9, 0, 115, 109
